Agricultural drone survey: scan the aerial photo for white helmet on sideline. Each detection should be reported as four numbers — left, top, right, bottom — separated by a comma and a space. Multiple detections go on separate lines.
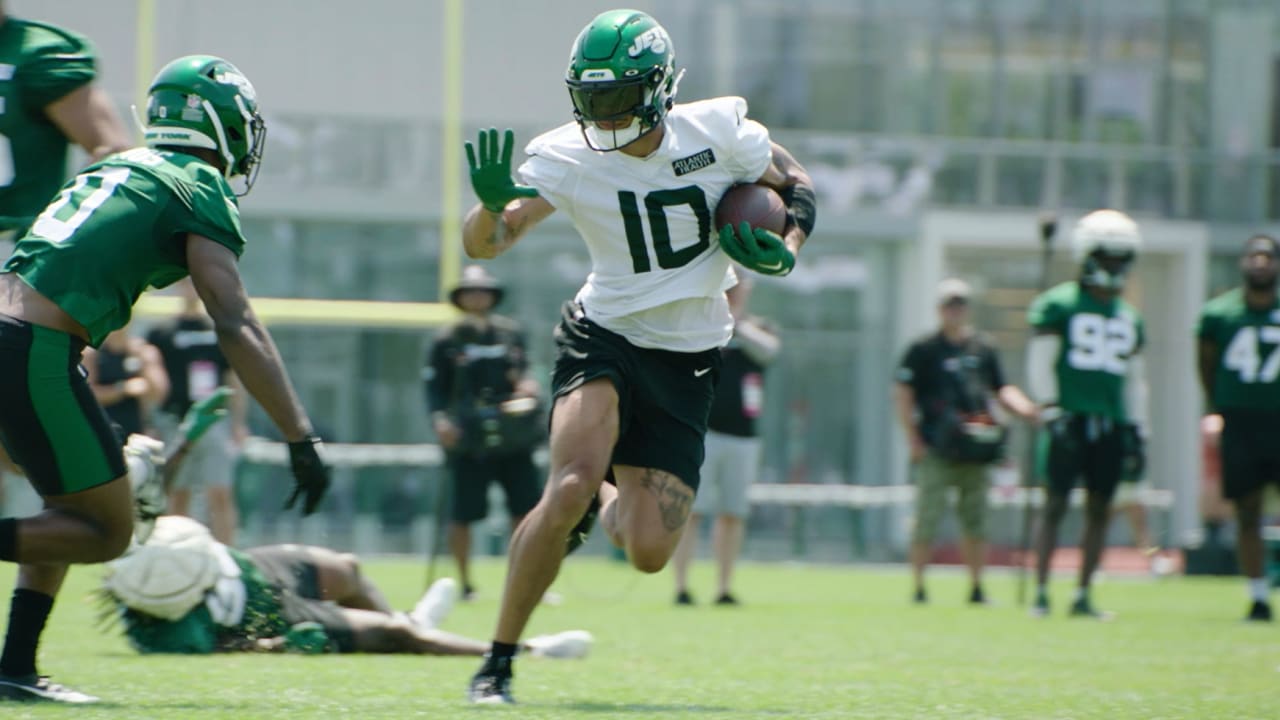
1071, 209, 1142, 291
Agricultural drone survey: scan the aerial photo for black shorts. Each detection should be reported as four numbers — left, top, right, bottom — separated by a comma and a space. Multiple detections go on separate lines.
550, 302, 720, 491
447, 450, 541, 524
0, 315, 125, 495
1220, 410, 1280, 500
246, 545, 355, 653
1042, 414, 1125, 500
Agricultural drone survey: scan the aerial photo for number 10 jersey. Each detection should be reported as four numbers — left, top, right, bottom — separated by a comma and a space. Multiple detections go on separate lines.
518, 96, 772, 352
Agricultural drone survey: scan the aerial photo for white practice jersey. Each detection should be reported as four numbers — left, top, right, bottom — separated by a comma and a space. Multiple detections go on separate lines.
519, 96, 772, 351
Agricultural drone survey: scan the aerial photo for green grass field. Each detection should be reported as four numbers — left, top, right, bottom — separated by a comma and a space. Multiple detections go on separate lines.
0, 557, 1276, 719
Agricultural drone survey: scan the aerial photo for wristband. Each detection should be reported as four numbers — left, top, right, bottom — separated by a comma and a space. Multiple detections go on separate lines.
780, 184, 817, 237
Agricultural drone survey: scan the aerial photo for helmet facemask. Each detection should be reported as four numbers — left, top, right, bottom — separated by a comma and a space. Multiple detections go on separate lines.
1080, 249, 1136, 292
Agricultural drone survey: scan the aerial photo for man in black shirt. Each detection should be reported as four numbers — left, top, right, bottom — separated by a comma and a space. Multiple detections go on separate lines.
424, 266, 542, 600
671, 278, 778, 606
894, 279, 1038, 605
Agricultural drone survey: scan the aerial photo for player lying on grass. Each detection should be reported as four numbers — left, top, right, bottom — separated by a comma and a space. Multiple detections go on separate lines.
105, 397, 593, 657
98, 515, 592, 658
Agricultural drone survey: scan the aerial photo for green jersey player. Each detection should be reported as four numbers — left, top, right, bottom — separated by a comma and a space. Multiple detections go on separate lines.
460, 9, 816, 704
1025, 209, 1148, 620
0, 5, 131, 238
1196, 234, 1280, 623
0, 55, 330, 704
103, 516, 592, 660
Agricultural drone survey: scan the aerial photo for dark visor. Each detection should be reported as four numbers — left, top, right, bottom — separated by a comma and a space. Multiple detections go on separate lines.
569, 83, 645, 121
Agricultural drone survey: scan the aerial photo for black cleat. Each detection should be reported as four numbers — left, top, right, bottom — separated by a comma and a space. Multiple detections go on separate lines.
674, 590, 694, 606
1069, 597, 1115, 621
468, 655, 515, 705
565, 493, 600, 556
969, 586, 988, 606
1246, 600, 1273, 622
913, 587, 927, 605
714, 592, 739, 606
0, 674, 98, 704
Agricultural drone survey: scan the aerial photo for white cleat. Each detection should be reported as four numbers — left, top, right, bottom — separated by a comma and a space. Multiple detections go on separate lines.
525, 630, 594, 659
409, 578, 457, 630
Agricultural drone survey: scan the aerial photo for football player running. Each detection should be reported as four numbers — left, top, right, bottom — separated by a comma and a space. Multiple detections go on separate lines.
461, 9, 815, 704
1025, 210, 1148, 620
1196, 234, 1280, 622
0, 55, 330, 704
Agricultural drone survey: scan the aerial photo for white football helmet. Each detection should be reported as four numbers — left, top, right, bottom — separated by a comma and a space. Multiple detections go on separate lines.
1071, 210, 1141, 291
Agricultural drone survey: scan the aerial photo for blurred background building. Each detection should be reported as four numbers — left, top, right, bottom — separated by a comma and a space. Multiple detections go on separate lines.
14, 0, 1280, 561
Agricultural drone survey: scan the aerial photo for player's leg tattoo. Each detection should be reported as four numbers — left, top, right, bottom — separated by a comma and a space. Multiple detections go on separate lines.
640, 468, 694, 533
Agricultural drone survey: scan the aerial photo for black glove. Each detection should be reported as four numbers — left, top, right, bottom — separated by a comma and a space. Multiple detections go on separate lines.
1121, 423, 1146, 481
284, 435, 330, 516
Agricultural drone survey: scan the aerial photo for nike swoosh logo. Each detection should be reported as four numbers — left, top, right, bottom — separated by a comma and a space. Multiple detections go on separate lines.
694, 368, 712, 377
757, 261, 783, 271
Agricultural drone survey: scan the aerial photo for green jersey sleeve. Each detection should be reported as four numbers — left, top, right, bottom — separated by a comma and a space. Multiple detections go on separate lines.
168, 158, 245, 258
1027, 284, 1068, 333
17, 21, 95, 109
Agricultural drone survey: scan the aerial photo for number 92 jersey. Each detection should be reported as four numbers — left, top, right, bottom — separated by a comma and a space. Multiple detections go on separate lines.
1198, 287, 1280, 411
1028, 281, 1145, 420
3, 148, 246, 347
518, 96, 771, 351
0, 19, 97, 234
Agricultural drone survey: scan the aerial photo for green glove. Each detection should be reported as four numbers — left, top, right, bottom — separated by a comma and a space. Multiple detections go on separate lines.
177, 386, 232, 445
465, 128, 539, 213
282, 622, 335, 655
718, 221, 795, 276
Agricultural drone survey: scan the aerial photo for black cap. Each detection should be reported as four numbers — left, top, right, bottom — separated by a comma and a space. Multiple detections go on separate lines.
449, 265, 505, 308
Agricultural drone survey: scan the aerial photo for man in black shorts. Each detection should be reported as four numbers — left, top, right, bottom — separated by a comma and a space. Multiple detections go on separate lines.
459, 9, 816, 704
424, 265, 542, 600
1197, 234, 1280, 622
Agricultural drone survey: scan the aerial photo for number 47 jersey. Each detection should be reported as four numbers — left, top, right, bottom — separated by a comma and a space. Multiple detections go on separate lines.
1198, 287, 1280, 411
1028, 281, 1145, 421
518, 96, 772, 351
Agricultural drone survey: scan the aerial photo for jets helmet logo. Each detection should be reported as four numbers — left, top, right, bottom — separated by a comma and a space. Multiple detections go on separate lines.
214, 70, 257, 102
628, 28, 668, 58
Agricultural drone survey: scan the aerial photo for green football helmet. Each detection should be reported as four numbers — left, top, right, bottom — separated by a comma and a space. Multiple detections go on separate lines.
565, 9, 682, 151
143, 55, 267, 194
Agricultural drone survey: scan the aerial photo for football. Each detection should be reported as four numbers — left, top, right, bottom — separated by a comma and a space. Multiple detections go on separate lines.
715, 183, 788, 235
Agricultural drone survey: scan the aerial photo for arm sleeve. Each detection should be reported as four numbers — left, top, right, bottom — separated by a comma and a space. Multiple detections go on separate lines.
1026, 334, 1061, 405
18, 27, 96, 109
